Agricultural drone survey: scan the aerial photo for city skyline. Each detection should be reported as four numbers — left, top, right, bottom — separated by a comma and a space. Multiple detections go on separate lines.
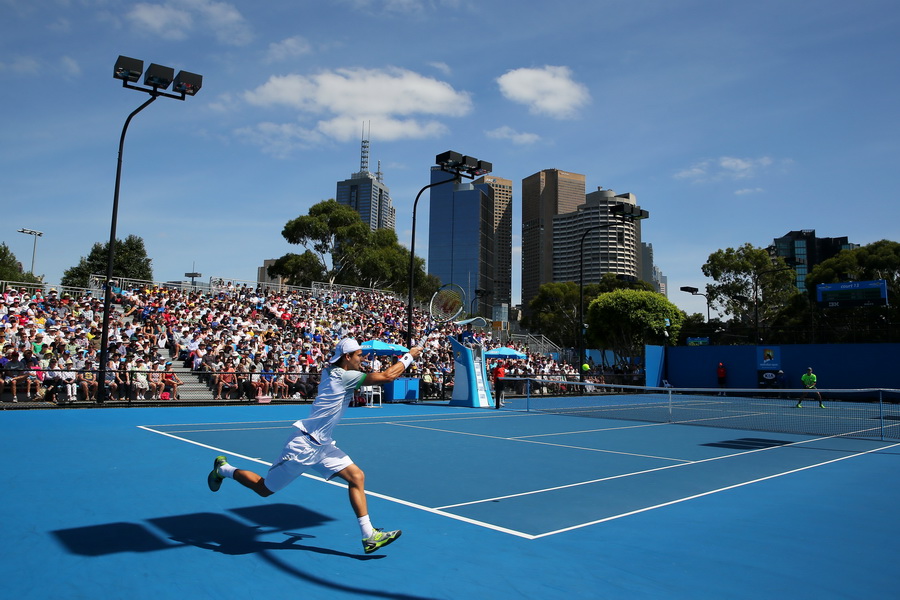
3, 1, 898, 319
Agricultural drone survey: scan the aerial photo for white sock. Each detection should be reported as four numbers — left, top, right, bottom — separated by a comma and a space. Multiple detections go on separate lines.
218, 463, 237, 479
358, 515, 374, 539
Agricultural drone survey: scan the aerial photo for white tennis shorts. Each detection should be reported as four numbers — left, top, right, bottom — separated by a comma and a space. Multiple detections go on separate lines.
264, 427, 353, 493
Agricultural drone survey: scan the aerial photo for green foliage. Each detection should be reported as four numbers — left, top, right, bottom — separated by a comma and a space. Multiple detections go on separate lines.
61, 235, 153, 288
280, 199, 371, 284
0, 243, 41, 284
267, 252, 325, 287
524, 274, 656, 347
273, 199, 432, 299
701, 243, 797, 324
586, 289, 684, 358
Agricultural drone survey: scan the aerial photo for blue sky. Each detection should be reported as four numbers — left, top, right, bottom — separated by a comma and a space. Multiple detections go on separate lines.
2, 0, 899, 318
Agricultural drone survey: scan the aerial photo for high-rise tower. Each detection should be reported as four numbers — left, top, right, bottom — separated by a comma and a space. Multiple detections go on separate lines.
521, 169, 586, 310
335, 128, 395, 231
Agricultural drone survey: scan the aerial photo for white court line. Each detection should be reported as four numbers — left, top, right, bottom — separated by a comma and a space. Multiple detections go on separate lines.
433, 426, 888, 510
139, 418, 898, 541
530, 441, 900, 539
137, 424, 537, 540
386, 421, 689, 463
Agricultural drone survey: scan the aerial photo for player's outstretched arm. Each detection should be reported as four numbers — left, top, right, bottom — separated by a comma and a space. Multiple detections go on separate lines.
364, 347, 423, 385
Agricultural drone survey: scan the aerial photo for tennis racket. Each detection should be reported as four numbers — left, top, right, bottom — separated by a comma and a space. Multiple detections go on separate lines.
415, 283, 466, 347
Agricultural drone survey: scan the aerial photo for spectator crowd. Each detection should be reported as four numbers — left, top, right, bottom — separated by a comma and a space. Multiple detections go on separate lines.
1, 282, 583, 405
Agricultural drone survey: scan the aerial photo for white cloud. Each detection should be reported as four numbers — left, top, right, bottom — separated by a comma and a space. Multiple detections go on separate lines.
496, 65, 590, 119
266, 36, 312, 62
127, 3, 192, 40
486, 125, 540, 145
243, 67, 472, 142
234, 122, 323, 158
428, 61, 452, 76
60, 56, 81, 78
675, 156, 777, 182
734, 187, 765, 195
126, 0, 252, 45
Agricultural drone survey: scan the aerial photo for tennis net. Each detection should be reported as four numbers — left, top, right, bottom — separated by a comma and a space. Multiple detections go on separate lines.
501, 379, 900, 441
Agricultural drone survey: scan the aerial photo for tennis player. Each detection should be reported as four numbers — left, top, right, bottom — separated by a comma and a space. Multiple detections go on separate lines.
207, 338, 423, 554
797, 366, 825, 408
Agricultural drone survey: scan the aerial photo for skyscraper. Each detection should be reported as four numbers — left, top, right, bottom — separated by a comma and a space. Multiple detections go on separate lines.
474, 175, 513, 314
771, 230, 858, 291
427, 169, 512, 317
521, 169, 586, 309
335, 136, 395, 231
551, 188, 644, 285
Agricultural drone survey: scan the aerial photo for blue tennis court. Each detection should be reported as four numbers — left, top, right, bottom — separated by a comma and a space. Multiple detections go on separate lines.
2, 401, 898, 599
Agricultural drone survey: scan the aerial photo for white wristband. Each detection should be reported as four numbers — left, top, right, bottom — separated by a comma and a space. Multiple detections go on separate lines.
399, 353, 414, 370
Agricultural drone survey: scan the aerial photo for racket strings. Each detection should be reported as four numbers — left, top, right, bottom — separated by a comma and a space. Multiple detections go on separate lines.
431, 289, 463, 321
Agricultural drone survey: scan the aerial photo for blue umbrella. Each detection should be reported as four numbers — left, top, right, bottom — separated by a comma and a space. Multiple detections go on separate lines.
484, 347, 527, 359
361, 340, 408, 356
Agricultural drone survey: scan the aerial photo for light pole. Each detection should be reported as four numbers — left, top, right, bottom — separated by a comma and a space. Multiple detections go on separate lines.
680, 285, 711, 322
578, 203, 650, 381
97, 56, 202, 403
751, 266, 793, 344
406, 151, 491, 348
16, 228, 43, 274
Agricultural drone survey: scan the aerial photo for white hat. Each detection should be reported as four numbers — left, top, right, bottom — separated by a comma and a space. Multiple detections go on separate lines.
328, 338, 361, 364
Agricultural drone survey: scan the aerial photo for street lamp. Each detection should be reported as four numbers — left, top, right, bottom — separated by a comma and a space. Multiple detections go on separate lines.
97, 56, 202, 403
16, 228, 43, 274
578, 203, 649, 380
751, 266, 793, 344
680, 285, 711, 322
406, 151, 491, 348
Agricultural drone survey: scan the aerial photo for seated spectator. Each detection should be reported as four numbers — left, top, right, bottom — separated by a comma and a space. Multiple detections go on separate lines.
77, 359, 99, 401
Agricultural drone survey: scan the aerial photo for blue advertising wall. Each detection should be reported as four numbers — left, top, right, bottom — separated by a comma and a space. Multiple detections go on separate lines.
655, 343, 900, 390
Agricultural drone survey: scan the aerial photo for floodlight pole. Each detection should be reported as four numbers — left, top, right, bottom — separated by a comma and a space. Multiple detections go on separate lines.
406, 176, 459, 349
406, 152, 491, 349
16, 228, 43, 274
98, 56, 201, 403
97, 95, 157, 402
679, 286, 711, 322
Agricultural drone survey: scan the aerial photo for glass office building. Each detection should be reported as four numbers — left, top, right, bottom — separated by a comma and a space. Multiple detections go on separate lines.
427, 168, 501, 316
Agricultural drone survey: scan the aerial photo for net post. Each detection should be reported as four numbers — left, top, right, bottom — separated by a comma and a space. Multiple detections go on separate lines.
879, 390, 885, 442
667, 386, 673, 423
526, 377, 531, 412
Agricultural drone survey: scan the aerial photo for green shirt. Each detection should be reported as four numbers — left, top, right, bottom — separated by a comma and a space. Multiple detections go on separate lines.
801, 372, 817, 388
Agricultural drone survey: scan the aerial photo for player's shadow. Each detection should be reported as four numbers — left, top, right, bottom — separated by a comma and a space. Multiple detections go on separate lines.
52, 503, 436, 600
52, 503, 374, 561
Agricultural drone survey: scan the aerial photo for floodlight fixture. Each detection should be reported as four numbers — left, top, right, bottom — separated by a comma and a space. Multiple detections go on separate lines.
680, 286, 699, 294
144, 63, 174, 90
173, 70, 203, 96
609, 203, 650, 220
435, 151, 464, 168
113, 55, 202, 101
113, 56, 143, 83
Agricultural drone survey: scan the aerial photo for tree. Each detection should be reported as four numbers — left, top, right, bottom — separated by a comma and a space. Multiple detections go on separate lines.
267, 252, 325, 287
0, 243, 41, 284
279, 200, 371, 285
701, 243, 797, 328
586, 289, 684, 360
271, 199, 433, 299
523, 275, 656, 348
61, 235, 153, 288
